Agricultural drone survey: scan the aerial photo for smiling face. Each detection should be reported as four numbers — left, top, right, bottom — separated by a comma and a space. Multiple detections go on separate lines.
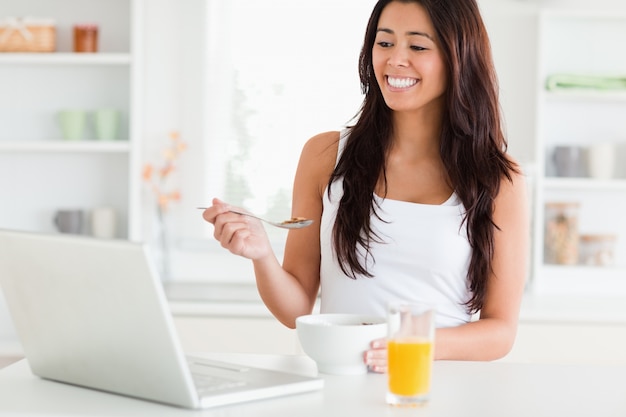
372, 1, 448, 116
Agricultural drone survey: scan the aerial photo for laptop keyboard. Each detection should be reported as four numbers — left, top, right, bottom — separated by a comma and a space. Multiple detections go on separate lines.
193, 374, 247, 394
187, 356, 251, 395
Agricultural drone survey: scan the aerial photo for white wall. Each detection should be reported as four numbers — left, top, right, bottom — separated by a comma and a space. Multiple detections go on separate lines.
480, 0, 539, 166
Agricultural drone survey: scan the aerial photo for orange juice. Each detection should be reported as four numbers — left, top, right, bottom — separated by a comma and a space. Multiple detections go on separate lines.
387, 338, 433, 397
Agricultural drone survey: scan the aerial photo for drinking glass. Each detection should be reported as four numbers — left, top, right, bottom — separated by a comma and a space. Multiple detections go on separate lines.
386, 302, 435, 406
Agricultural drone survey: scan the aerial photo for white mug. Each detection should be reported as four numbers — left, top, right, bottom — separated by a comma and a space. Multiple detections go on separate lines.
91, 207, 117, 239
587, 143, 615, 180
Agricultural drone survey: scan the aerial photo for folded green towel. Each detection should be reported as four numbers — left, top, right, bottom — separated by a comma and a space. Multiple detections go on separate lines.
545, 74, 626, 91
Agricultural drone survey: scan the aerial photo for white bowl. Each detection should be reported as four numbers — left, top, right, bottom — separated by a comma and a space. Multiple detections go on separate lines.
295, 314, 387, 375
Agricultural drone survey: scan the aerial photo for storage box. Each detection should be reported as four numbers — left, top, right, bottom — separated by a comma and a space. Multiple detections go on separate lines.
0, 17, 56, 52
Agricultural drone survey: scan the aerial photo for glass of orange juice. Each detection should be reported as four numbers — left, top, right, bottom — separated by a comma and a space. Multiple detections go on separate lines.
386, 302, 435, 406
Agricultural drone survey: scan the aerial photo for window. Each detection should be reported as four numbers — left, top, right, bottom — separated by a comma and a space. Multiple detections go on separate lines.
178, 0, 378, 246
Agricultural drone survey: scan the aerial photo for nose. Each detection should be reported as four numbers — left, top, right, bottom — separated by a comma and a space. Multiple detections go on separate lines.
387, 46, 409, 68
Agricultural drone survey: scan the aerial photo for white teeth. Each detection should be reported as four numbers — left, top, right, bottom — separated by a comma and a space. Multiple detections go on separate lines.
387, 77, 418, 88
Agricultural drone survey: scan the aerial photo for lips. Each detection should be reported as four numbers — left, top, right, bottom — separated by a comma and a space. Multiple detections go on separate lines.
386, 76, 418, 89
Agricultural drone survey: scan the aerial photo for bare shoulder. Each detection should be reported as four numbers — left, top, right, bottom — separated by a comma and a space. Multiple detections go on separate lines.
296, 131, 341, 194
300, 130, 340, 164
494, 158, 529, 217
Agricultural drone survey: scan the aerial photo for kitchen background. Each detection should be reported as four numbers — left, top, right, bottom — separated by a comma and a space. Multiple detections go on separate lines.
1, 0, 626, 364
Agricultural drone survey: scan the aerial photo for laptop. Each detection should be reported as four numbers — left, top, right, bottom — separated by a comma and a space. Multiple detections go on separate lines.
0, 229, 323, 409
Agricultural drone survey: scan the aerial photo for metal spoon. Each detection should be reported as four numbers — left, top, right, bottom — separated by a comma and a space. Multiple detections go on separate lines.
197, 208, 313, 229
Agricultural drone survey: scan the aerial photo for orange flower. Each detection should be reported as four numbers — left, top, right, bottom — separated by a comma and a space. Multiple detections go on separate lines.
143, 130, 187, 212
142, 164, 153, 181
160, 165, 175, 179
169, 191, 181, 201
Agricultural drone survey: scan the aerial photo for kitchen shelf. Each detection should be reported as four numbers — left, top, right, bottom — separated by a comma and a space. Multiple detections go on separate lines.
534, 265, 626, 296
0, 140, 130, 153
541, 8, 626, 19
531, 6, 626, 296
543, 178, 626, 191
0, 53, 132, 65
543, 89, 626, 103
0, 0, 143, 241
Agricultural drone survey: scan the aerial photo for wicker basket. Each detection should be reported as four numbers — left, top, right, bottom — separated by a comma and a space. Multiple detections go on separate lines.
0, 17, 56, 52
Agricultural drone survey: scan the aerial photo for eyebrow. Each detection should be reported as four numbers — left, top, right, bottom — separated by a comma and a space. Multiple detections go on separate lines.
376, 27, 434, 41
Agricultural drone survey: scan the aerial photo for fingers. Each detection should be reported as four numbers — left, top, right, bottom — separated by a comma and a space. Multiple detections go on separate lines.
364, 338, 387, 374
216, 218, 251, 250
200, 198, 230, 225
199, 198, 241, 248
371, 337, 386, 349
200, 198, 269, 259
211, 211, 248, 248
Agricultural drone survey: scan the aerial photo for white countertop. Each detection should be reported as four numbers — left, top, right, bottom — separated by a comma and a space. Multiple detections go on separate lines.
1, 352, 625, 416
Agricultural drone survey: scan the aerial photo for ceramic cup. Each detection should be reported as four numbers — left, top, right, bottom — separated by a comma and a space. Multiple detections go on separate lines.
552, 146, 586, 177
58, 110, 87, 140
94, 109, 121, 140
91, 206, 117, 239
587, 143, 615, 180
53, 209, 84, 234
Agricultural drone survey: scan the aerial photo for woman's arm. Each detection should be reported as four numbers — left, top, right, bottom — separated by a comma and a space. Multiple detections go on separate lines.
253, 131, 339, 328
203, 131, 339, 328
434, 169, 530, 360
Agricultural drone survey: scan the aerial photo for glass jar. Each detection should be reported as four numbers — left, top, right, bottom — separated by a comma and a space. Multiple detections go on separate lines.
579, 234, 617, 266
544, 202, 580, 265
73, 24, 98, 53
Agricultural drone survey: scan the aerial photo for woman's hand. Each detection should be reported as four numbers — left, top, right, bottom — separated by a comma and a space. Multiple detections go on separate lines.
364, 337, 387, 373
201, 198, 273, 261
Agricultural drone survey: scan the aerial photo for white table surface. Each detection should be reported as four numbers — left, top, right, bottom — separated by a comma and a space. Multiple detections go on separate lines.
1, 352, 625, 417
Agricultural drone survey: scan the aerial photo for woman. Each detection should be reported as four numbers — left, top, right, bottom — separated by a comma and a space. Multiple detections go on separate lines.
202, 0, 529, 373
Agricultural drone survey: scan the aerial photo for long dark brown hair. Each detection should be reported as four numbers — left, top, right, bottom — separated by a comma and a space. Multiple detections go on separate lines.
328, 0, 518, 313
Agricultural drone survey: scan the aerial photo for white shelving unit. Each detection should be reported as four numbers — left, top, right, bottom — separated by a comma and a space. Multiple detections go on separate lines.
0, 52, 132, 65
532, 8, 626, 296
0, 0, 144, 356
0, 0, 143, 239
0, 141, 131, 153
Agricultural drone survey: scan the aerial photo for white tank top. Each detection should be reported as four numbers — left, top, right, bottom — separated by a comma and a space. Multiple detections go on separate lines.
319, 130, 473, 328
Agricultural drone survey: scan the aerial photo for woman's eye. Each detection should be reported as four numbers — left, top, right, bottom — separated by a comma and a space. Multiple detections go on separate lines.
376, 41, 393, 48
410, 45, 427, 51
